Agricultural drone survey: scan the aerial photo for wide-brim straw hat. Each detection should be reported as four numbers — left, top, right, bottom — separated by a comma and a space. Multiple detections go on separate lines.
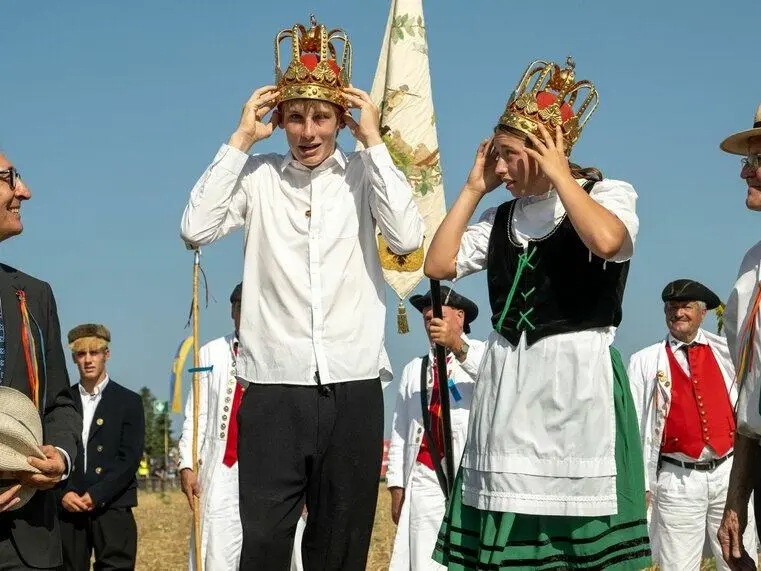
0, 387, 45, 510
720, 103, 761, 155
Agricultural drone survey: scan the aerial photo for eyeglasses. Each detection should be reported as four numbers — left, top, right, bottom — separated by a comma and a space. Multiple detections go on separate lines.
742, 153, 761, 171
0, 167, 21, 190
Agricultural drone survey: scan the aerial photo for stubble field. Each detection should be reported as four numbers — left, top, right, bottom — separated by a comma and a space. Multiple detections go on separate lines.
134, 488, 746, 570
134, 487, 394, 570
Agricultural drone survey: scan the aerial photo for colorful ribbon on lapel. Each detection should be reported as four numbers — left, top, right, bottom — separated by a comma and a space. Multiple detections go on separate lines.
16, 290, 39, 408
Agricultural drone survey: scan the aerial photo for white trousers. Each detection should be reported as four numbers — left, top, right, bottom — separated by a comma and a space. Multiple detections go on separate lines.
653, 456, 758, 570
199, 471, 243, 571
409, 462, 447, 571
290, 513, 307, 571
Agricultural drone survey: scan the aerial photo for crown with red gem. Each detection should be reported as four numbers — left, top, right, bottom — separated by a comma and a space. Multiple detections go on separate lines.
274, 15, 352, 109
498, 57, 599, 153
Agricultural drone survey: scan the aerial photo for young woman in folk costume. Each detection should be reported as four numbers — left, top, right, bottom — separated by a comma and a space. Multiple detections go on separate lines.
424, 57, 652, 570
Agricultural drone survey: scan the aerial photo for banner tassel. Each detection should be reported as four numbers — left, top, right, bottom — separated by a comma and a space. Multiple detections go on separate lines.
397, 301, 410, 334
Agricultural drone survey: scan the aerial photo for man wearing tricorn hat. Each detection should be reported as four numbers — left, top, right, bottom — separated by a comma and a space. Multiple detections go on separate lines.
58, 323, 144, 571
718, 103, 761, 570
0, 151, 81, 570
387, 286, 484, 571
180, 16, 424, 570
628, 280, 757, 570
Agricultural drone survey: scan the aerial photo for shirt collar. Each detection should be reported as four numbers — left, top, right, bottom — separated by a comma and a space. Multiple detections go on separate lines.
278, 146, 347, 174
668, 329, 708, 351
79, 374, 110, 397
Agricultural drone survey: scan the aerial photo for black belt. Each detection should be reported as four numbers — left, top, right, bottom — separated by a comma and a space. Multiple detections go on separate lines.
660, 452, 733, 472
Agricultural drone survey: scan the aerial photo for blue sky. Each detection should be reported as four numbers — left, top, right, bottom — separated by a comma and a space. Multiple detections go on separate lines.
4, 1, 760, 437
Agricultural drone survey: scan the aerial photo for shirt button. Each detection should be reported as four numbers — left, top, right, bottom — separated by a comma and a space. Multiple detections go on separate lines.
220, 432, 225, 438
222, 415, 228, 421
221, 423, 227, 430
227, 388, 233, 395
97, 445, 103, 452
224, 406, 229, 412
225, 397, 231, 404
95, 467, 102, 475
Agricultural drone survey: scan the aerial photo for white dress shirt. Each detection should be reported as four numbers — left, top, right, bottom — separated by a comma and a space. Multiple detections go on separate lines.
724, 239, 761, 438
79, 375, 109, 472
454, 179, 640, 517
666, 330, 708, 377
181, 143, 423, 386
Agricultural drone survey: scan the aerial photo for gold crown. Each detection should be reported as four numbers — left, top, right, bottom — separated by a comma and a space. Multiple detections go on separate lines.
275, 15, 352, 109
498, 57, 598, 153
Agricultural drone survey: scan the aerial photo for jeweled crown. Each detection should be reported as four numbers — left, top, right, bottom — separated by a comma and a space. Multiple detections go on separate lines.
275, 15, 352, 109
498, 57, 598, 153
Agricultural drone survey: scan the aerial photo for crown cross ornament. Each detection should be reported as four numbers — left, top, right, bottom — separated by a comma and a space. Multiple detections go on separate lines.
499, 57, 599, 153
275, 15, 352, 109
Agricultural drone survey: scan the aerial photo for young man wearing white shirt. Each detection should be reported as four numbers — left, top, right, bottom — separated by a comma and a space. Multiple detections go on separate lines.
718, 103, 761, 570
58, 324, 145, 571
180, 18, 424, 571
178, 283, 307, 571
628, 280, 757, 570
387, 287, 485, 571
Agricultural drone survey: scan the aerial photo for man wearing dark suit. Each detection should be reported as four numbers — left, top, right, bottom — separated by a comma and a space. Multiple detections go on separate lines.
58, 324, 145, 570
0, 153, 81, 570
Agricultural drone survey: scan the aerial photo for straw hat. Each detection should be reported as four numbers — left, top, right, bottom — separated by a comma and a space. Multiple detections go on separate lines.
720, 103, 761, 155
0, 387, 46, 510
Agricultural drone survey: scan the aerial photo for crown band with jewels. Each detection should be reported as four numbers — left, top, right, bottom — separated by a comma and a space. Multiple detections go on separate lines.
498, 57, 599, 153
274, 15, 352, 109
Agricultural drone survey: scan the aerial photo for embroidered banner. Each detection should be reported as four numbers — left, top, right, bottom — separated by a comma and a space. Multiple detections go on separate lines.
360, 0, 447, 331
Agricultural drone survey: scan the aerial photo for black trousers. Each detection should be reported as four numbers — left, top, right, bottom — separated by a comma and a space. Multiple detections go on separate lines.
237, 377, 384, 571
0, 534, 61, 571
59, 507, 137, 571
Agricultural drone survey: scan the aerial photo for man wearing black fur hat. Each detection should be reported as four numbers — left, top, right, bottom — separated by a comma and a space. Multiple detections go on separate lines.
386, 286, 485, 571
628, 280, 757, 570
58, 324, 145, 571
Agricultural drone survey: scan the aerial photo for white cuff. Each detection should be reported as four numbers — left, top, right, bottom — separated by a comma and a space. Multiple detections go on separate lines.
56, 447, 71, 480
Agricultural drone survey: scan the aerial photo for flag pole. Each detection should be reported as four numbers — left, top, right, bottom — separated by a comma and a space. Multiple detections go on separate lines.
430, 279, 454, 496
191, 248, 203, 570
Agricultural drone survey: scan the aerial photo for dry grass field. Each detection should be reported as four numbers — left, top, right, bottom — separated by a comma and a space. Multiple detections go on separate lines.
134, 489, 747, 570
134, 487, 395, 571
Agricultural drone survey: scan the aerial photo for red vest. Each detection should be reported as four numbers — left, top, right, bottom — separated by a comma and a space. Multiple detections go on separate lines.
661, 343, 735, 458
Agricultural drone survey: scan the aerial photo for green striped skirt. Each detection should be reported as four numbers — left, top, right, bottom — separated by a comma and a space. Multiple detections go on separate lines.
433, 347, 652, 570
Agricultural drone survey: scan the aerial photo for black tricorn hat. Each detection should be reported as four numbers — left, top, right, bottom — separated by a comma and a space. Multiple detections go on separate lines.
409, 286, 478, 334
661, 279, 721, 310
